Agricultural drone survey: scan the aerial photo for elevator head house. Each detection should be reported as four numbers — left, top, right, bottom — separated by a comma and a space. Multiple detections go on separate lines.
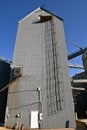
6, 7, 76, 128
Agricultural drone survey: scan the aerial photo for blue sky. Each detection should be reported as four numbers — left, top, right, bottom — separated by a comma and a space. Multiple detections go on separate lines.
0, 0, 87, 76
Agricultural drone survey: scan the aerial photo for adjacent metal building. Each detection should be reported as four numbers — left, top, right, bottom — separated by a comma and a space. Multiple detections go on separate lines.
72, 71, 87, 119
0, 58, 11, 126
6, 7, 75, 128
82, 49, 87, 71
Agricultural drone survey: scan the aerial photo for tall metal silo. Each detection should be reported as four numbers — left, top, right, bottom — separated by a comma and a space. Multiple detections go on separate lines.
6, 7, 76, 128
0, 58, 11, 126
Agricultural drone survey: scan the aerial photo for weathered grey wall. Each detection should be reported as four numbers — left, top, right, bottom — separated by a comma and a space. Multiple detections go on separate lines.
6, 7, 75, 128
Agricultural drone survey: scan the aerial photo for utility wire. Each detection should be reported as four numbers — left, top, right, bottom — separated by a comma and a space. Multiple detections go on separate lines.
66, 39, 82, 49
9, 89, 42, 94
9, 101, 41, 110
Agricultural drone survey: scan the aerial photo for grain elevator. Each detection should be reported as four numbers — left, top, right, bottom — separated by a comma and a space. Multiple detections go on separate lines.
6, 7, 75, 128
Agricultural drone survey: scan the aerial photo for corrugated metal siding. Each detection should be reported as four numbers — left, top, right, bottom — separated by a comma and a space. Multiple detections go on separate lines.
6, 8, 75, 128
82, 49, 87, 71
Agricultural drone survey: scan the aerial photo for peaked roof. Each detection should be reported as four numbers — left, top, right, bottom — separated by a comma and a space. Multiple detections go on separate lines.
40, 7, 63, 21
0, 57, 12, 64
19, 7, 63, 23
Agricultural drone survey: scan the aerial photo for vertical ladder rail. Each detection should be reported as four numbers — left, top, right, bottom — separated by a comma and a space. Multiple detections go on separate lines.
50, 18, 61, 111
44, 16, 63, 116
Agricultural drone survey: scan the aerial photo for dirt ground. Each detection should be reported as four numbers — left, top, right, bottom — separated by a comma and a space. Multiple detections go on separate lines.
0, 127, 86, 130
76, 128, 87, 130
0, 128, 81, 130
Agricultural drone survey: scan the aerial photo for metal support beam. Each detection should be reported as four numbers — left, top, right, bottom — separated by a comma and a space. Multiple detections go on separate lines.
72, 79, 87, 84
68, 48, 87, 60
71, 87, 85, 91
68, 64, 84, 69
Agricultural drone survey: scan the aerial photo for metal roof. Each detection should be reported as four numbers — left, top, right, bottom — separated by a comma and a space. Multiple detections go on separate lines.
0, 57, 12, 64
